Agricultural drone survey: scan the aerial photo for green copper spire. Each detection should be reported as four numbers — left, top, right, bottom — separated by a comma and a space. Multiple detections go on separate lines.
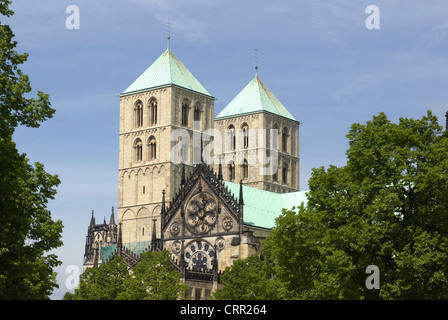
215, 74, 296, 121
121, 40, 212, 97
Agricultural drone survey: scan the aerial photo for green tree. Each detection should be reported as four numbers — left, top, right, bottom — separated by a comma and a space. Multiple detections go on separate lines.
212, 254, 279, 300
0, 0, 63, 299
264, 111, 448, 299
119, 250, 187, 300
69, 250, 187, 300
70, 256, 130, 300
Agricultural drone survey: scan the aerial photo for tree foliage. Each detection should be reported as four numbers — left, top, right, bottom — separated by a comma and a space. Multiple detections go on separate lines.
68, 251, 187, 300
119, 250, 187, 300
264, 111, 448, 299
212, 254, 279, 300
67, 256, 130, 300
0, 1, 54, 136
0, 0, 63, 299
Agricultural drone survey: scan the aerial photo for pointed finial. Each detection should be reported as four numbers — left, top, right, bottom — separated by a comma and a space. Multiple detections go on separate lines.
117, 222, 123, 253
161, 189, 166, 214
218, 160, 223, 182
181, 164, 186, 186
90, 210, 95, 228
255, 66, 259, 78
109, 206, 115, 225
167, 35, 171, 51
152, 219, 157, 243
239, 179, 244, 205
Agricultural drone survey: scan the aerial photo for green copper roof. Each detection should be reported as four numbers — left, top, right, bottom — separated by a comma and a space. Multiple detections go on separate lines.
215, 74, 296, 121
101, 241, 152, 263
223, 181, 308, 229
121, 48, 212, 97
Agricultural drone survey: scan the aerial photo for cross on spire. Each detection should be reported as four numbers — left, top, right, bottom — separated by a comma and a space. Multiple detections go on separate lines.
254, 48, 259, 77
166, 19, 172, 51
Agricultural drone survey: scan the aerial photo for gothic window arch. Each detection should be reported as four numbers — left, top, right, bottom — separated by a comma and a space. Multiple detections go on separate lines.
134, 138, 143, 162
282, 162, 288, 184
149, 98, 157, 126
282, 127, 289, 153
228, 160, 235, 181
148, 136, 156, 160
135, 100, 143, 128
242, 123, 249, 149
194, 103, 201, 126
242, 158, 248, 180
182, 99, 189, 126
227, 125, 236, 151
272, 123, 280, 150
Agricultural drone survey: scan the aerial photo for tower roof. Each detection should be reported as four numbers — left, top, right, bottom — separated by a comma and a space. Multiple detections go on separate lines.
215, 73, 296, 121
121, 43, 212, 97
223, 181, 308, 230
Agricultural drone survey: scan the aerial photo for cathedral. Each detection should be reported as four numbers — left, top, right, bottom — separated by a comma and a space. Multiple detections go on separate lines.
83, 37, 308, 300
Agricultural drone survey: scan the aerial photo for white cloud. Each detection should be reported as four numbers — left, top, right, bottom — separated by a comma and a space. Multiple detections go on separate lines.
415, 21, 448, 51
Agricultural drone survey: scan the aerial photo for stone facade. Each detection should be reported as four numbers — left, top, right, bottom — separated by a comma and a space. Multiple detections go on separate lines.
214, 112, 300, 193
117, 86, 215, 245
83, 44, 300, 300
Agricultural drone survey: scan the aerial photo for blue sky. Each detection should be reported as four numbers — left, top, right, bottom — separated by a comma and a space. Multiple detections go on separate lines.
6, 0, 448, 299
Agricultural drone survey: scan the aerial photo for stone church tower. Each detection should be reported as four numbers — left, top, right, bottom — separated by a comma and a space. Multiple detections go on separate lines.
83, 38, 307, 299
117, 38, 215, 252
214, 68, 300, 193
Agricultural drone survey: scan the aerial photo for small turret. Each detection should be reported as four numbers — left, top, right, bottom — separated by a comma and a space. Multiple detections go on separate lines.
109, 206, 116, 225
89, 210, 95, 230
161, 189, 166, 215
218, 161, 223, 182
117, 222, 123, 255
239, 179, 244, 206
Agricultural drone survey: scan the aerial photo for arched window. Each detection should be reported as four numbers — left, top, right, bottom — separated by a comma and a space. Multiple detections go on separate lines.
282, 127, 289, 153
242, 123, 249, 149
194, 105, 201, 122
282, 162, 288, 184
193, 104, 201, 132
227, 125, 236, 151
149, 98, 157, 125
272, 123, 279, 150
134, 138, 143, 162
148, 136, 156, 160
242, 159, 248, 180
135, 101, 143, 128
228, 161, 235, 181
182, 100, 189, 126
